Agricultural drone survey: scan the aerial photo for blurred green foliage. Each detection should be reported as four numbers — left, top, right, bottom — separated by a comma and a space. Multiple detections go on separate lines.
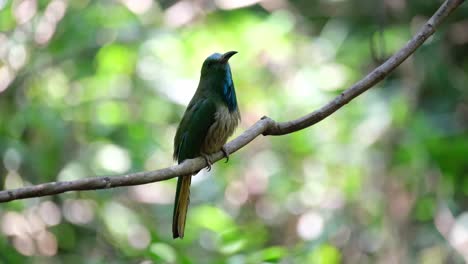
0, 0, 467, 263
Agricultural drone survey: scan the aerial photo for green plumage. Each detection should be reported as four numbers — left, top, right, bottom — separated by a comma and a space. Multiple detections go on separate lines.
172, 51, 240, 239
173, 98, 217, 162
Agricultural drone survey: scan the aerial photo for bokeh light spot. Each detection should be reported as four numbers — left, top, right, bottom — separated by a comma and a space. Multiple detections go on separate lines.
130, 182, 174, 204
38, 201, 62, 226
0, 65, 14, 93
36, 230, 58, 256
3, 148, 22, 171
121, 0, 152, 14
225, 180, 248, 207
13, 0, 37, 24
297, 211, 324, 240
150, 243, 177, 263
449, 212, 468, 261
8, 43, 27, 70
63, 199, 95, 225
94, 144, 131, 173
13, 235, 35, 256
128, 224, 151, 249
57, 162, 86, 182
44, 0, 67, 23
2, 212, 29, 237
4, 170, 24, 190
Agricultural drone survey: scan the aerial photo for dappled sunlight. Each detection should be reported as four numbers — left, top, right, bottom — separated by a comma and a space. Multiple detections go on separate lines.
215, 0, 263, 10
224, 180, 248, 207
164, 1, 198, 28
35, 15, 56, 44
90, 200, 169, 256
1, 201, 61, 256
244, 166, 269, 195
163, 78, 199, 105
318, 19, 349, 61
63, 199, 95, 225
240, 150, 281, 197
286, 67, 330, 107
150, 243, 177, 263
36, 230, 58, 256
297, 211, 324, 240
2, 211, 29, 237
144, 149, 173, 171
57, 162, 87, 181
320, 188, 345, 210
0, 33, 8, 58
314, 63, 349, 91
11, 0, 68, 45
353, 99, 392, 147
93, 143, 131, 173
8, 43, 27, 70
128, 224, 151, 249
4, 171, 24, 189
13, 0, 37, 24
191, 205, 235, 234
129, 182, 174, 204
38, 201, 62, 226
0, 65, 14, 93
24, 207, 46, 234
44, 0, 66, 23
449, 212, 468, 262
12, 235, 36, 256
42, 68, 70, 105
121, 0, 153, 15
0, 0, 67, 94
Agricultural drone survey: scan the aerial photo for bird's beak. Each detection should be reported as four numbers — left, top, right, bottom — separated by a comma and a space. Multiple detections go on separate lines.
220, 51, 238, 63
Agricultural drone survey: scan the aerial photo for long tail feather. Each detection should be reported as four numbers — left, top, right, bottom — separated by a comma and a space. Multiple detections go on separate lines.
172, 175, 192, 239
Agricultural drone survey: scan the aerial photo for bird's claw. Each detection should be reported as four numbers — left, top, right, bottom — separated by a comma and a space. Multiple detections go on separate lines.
202, 154, 213, 171
221, 147, 229, 163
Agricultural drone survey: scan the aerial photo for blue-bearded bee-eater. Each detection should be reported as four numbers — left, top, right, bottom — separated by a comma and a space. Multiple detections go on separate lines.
172, 51, 240, 239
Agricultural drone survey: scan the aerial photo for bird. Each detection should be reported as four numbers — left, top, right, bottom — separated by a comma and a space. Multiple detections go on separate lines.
172, 51, 241, 239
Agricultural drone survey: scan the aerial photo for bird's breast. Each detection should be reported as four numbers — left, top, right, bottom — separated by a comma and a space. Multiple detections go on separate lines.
202, 105, 240, 154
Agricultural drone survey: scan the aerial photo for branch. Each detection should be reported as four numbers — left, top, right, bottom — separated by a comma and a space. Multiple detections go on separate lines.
0, 0, 464, 203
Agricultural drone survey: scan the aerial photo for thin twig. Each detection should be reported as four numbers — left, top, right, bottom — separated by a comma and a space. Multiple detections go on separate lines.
0, 0, 464, 203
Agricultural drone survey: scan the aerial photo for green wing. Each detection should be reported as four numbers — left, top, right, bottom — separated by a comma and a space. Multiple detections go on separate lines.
172, 97, 217, 238
173, 98, 217, 163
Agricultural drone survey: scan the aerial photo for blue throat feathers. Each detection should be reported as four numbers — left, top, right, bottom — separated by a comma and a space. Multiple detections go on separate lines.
223, 68, 237, 112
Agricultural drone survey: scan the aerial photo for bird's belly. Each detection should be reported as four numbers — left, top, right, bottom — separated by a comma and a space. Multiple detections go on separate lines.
202, 106, 240, 154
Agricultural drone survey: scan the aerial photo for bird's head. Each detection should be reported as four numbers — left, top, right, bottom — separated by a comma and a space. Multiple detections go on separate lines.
200, 51, 237, 77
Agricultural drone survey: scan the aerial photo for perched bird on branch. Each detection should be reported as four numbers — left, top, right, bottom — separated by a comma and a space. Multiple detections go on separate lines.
172, 51, 241, 239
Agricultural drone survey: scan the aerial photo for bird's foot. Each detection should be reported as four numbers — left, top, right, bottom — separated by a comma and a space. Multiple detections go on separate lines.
221, 147, 229, 163
201, 154, 213, 171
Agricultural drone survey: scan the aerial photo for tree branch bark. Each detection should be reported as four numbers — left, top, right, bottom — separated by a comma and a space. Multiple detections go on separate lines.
0, 0, 464, 203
